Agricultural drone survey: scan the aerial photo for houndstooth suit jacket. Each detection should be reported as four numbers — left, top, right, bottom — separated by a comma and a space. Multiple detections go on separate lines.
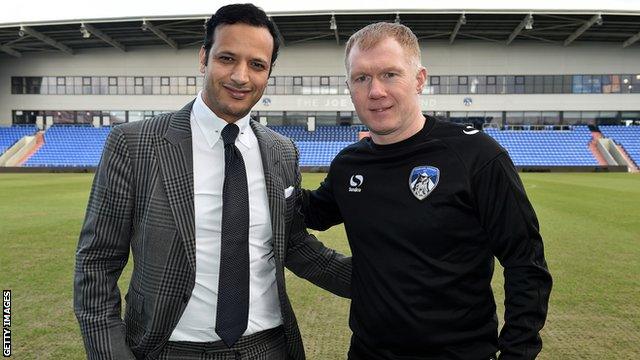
74, 101, 351, 360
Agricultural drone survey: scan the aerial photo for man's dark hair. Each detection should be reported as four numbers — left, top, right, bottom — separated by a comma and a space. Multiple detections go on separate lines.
202, 3, 280, 71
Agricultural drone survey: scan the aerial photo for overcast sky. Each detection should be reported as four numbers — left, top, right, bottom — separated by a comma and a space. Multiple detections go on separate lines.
2, 0, 639, 26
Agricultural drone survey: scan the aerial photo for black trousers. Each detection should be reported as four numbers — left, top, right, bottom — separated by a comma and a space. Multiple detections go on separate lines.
157, 326, 287, 360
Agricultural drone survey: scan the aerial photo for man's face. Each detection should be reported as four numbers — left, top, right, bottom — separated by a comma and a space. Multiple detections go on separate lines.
346, 37, 427, 144
199, 23, 273, 123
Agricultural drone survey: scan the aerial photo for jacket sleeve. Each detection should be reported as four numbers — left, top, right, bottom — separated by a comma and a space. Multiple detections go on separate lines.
471, 153, 552, 360
73, 126, 137, 360
301, 167, 343, 231
284, 141, 351, 298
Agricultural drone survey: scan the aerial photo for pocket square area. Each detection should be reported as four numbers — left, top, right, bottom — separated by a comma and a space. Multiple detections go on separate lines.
284, 186, 294, 198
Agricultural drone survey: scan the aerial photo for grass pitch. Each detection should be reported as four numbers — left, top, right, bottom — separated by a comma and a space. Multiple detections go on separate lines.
0, 172, 638, 359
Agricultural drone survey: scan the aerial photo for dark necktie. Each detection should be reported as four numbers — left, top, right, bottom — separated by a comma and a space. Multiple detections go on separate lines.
215, 123, 250, 347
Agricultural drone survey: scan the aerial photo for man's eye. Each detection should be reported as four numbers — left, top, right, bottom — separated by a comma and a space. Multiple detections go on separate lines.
251, 61, 266, 70
218, 56, 233, 62
384, 72, 397, 78
354, 75, 367, 83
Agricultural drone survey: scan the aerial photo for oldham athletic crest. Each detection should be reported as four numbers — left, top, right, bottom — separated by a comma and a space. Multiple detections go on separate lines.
409, 166, 440, 200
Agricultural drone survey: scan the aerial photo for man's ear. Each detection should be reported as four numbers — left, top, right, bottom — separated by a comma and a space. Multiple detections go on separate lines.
416, 66, 427, 94
198, 47, 207, 73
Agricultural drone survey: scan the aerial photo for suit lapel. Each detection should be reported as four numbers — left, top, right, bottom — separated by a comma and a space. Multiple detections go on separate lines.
156, 101, 197, 271
155, 112, 286, 271
251, 121, 286, 264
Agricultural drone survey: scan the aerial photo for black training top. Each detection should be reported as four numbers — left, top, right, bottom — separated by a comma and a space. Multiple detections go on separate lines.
303, 117, 552, 360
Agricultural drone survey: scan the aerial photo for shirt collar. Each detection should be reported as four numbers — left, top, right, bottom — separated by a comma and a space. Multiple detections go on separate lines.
193, 90, 252, 149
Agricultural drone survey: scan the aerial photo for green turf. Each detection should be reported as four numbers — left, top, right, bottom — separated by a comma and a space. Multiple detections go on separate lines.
0, 172, 638, 359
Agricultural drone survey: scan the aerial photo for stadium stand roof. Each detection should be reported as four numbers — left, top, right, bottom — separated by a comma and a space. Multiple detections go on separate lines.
1, 0, 640, 58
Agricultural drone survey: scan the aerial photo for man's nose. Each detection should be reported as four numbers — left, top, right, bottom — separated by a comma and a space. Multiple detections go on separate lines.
368, 78, 385, 99
230, 63, 249, 85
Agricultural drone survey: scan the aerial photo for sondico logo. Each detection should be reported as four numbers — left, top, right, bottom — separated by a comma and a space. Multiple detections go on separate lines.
348, 175, 364, 192
463, 126, 480, 135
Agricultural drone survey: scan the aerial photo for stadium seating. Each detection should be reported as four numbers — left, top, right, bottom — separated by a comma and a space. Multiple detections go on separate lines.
14, 123, 613, 168
0, 125, 38, 155
268, 125, 365, 142
296, 141, 355, 167
484, 126, 598, 166
24, 125, 111, 167
599, 125, 640, 167
21, 124, 365, 167
268, 125, 366, 166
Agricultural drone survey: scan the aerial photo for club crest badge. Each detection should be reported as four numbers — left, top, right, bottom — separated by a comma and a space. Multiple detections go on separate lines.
409, 166, 440, 200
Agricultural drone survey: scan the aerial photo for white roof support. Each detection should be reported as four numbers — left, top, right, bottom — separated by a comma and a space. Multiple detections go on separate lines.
81, 23, 126, 52
20, 25, 73, 54
563, 13, 602, 46
449, 13, 466, 44
142, 20, 178, 49
330, 14, 339, 45
0, 43, 21, 57
622, 31, 640, 48
506, 13, 533, 45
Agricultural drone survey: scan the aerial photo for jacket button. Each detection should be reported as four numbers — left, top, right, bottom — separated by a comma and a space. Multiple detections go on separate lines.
182, 294, 190, 303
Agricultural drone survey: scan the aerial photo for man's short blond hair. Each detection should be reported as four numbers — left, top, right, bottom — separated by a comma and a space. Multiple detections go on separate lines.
345, 22, 421, 72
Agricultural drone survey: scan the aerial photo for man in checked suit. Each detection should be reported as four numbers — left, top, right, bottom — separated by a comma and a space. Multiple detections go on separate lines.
74, 4, 351, 360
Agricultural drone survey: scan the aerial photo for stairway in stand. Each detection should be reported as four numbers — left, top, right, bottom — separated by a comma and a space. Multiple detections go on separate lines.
618, 146, 639, 172
16, 131, 45, 166
588, 131, 607, 166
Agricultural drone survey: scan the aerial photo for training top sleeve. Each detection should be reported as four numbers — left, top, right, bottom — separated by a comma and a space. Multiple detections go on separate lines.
301, 163, 344, 231
470, 152, 553, 360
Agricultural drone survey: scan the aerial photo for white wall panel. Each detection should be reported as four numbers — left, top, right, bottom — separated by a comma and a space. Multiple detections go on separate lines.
1, 41, 638, 125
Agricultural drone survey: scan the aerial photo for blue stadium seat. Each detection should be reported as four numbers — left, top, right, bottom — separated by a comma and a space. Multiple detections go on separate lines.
267, 125, 366, 166
484, 126, 598, 166
20, 124, 608, 168
0, 125, 38, 155
22, 124, 368, 168
24, 125, 111, 167
599, 125, 640, 167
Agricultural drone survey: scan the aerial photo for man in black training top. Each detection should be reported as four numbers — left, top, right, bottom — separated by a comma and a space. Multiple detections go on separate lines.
302, 22, 552, 360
